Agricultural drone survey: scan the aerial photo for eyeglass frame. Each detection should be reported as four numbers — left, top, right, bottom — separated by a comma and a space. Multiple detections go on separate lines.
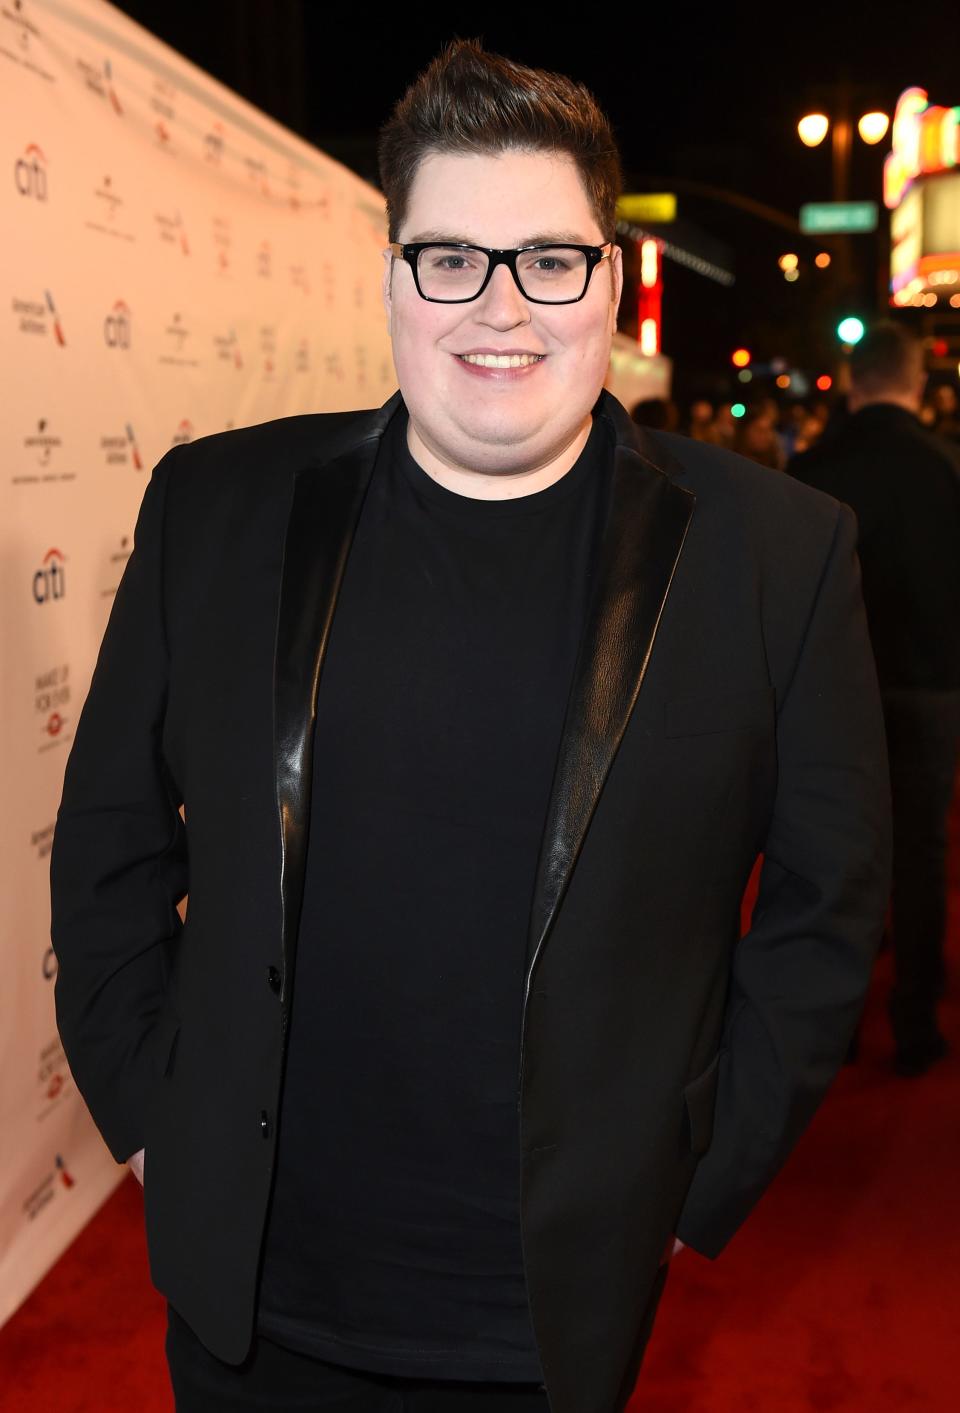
387, 240, 615, 305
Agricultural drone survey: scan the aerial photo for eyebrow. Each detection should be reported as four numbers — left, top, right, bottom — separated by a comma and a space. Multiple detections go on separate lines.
403, 229, 601, 246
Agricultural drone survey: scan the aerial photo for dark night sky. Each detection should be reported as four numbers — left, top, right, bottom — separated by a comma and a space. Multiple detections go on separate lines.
114, 1, 958, 399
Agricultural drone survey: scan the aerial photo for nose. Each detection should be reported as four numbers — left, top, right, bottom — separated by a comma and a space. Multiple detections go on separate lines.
473, 261, 531, 330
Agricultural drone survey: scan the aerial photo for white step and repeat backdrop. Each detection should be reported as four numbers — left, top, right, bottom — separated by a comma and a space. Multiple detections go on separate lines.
1, 0, 394, 1327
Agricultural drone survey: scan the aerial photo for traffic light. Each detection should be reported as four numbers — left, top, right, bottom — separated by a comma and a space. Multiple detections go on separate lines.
732, 347, 751, 368
837, 317, 865, 345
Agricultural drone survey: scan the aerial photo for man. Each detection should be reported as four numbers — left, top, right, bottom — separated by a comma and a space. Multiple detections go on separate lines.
790, 323, 960, 1077
51, 41, 890, 1413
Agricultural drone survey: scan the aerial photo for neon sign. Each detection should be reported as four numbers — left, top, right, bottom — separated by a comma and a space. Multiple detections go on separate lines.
884, 87, 960, 209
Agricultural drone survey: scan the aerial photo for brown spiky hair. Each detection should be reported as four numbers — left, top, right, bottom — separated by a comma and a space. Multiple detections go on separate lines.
378, 39, 623, 242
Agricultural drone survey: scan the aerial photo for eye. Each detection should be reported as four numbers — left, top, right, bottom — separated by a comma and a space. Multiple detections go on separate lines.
423, 248, 483, 273
521, 248, 576, 276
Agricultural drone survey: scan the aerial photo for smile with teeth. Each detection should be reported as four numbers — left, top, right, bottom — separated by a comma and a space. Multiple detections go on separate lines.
458, 352, 545, 368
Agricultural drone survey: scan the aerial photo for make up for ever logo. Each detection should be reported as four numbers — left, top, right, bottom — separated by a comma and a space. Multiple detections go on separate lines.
35, 660, 71, 750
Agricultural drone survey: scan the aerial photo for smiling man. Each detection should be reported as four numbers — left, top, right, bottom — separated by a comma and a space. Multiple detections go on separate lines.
51, 40, 891, 1413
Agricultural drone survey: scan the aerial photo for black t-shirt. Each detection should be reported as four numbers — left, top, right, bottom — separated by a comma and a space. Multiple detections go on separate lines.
257, 408, 611, 1381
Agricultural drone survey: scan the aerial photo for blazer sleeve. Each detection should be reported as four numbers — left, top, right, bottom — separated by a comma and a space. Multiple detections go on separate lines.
675, 503, 892, 1256
50, 448, 187, 1165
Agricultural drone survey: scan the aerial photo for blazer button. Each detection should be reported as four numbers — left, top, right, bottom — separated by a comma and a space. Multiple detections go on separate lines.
267, 966, 281, 994
260, 1110, 270, 1138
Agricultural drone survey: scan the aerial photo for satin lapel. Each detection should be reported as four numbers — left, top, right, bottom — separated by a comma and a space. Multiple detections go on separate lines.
525, 440, 695, 979
273, 421, 389, 1003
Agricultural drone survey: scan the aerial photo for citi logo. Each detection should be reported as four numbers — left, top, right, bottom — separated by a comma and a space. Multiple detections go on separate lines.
15, 142, 47, 199
104, 298, 131, 348
33, 548, 66, 603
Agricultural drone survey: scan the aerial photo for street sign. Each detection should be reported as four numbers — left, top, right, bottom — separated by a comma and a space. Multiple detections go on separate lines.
799, 201, 879, 234
617, 193, 677, 223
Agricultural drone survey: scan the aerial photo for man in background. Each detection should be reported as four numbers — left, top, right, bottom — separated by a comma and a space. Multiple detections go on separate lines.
790, 323, 960, 1076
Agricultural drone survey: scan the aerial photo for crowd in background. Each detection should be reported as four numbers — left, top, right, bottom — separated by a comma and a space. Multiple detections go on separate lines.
630, 377, 960, 471
631, 326, 960, 1080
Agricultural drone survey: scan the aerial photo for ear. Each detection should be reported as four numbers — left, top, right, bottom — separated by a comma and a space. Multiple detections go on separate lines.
610, 243, 624, 322
381, 247, 394, 332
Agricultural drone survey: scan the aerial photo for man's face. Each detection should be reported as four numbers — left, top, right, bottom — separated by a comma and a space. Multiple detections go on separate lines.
382, 148, 622, 477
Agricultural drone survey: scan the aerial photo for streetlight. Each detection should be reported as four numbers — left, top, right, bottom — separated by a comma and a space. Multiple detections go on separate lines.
798, 114, 829, 148
858, 112, 890, 145
797, 104, 889, 200
798, 93, 890, 315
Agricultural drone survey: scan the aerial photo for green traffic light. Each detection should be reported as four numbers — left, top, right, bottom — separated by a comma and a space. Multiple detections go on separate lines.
837, 316, 865, 345
731, 403, 746, 419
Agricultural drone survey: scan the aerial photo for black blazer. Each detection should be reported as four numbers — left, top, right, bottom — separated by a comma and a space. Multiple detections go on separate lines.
50, 390, 891, 1413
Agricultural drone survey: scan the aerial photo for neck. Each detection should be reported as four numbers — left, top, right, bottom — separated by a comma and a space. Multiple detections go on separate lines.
405, 417, 593, 501
849, 390, 919, 416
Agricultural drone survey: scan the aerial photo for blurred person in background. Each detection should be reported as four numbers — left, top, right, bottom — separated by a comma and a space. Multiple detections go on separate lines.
711, 401, 736, 448
782, 403, 809, 460
789, 322, 960, 1077
929, 382, 960, 446
732, 403, 784, 470
683, 398, 719, 442
791, 410, 827, 456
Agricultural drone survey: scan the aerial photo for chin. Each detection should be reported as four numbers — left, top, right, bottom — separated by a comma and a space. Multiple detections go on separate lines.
452, 417, 557, 467
457, 398, 574, 446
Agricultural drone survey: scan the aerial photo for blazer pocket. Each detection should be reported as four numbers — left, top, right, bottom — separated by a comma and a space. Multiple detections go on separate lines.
150, 1003, 182, 1079
682, 1050, 723, 1156
665, 686, 775, 739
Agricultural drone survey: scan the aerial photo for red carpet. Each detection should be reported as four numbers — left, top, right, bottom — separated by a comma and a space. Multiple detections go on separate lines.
3, 798, 957, 1411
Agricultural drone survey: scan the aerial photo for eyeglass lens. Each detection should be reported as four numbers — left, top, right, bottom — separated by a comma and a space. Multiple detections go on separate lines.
417, 246, 589, 302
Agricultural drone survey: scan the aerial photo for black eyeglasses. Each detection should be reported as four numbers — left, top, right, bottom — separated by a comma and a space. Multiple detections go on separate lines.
388, 241, 614, 304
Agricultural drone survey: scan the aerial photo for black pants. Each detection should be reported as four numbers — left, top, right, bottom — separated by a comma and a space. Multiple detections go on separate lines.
165, 1304, 551, 1412
882, 688, 960, 1055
